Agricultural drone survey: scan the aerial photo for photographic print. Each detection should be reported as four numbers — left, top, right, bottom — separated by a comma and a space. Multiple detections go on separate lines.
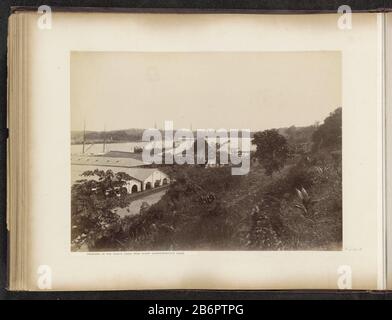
71, 51, 342, 252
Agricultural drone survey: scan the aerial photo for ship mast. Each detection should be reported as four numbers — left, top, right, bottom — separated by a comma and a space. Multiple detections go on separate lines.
103, 124, 106, 154
82, 119, 86, 154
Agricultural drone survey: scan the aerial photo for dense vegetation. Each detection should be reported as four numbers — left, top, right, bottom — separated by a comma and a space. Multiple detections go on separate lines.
71, 108, 342, 251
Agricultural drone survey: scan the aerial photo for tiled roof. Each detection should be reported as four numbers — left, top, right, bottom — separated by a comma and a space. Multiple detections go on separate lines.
101, 151, 143, 161
125, 167, 160, 181
71, 155, 145, 168
71, 165, 167, 184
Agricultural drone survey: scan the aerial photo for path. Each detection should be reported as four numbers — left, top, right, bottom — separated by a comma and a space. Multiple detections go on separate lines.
114, 188, 168, 217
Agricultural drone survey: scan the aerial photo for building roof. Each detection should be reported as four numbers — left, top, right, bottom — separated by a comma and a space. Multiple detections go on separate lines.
101, 151, 144, 161
125, 167, 160, 181
71, 155, 145, 168
71, 164, 167, 184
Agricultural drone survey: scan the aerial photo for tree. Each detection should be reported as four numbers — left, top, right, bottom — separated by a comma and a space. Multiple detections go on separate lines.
71, 170, 132, 250
312, 107, 342, 151
252, 129, 290, 176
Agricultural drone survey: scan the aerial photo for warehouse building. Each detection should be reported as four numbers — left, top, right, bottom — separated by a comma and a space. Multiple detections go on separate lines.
71, 155, 170, 193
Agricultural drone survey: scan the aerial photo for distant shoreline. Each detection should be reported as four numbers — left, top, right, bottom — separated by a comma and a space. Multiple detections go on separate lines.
71, 140, 144, 145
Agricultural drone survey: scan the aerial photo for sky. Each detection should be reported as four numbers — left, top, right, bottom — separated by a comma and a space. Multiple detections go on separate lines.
71, 51, 341, 132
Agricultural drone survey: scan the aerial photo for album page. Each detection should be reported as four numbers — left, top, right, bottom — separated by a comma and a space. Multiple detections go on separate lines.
19, 11, 384, 290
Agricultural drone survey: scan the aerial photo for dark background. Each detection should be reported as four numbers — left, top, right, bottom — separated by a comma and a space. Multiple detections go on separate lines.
0, 0, 391, 300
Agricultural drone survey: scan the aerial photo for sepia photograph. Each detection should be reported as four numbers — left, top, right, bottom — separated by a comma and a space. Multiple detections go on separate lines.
4, 1, 391, 296
70, 51, 342, 252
